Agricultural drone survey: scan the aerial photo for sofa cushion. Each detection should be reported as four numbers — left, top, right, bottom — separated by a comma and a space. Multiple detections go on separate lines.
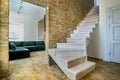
35, 41, 44, 45
10, 43, 17, 50
24, 46, 38, 51
9, 43, 13, 49
10, 47, 29, 52
23, 41, 35, 46
13, 42, 23, 47
37, 45, 45, 50
9, 47, 30, 60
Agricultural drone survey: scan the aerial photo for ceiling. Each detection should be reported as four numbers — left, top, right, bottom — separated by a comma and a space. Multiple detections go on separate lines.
10, 0, 45, 21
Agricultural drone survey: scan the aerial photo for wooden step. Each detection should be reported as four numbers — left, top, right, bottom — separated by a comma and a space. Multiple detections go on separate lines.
60, 56, 87, 68
68, 61, 95, 80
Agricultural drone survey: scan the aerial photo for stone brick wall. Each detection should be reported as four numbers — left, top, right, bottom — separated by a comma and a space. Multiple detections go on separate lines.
0, 0, 9, 78
23, 0, 47, 7
48, 0, 94, 48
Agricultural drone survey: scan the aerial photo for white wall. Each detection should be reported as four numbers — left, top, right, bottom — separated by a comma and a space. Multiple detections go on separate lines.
100, 0, 120, 61
9, 12, 38, 41
87, 24, 102, 59
38, 19, 45, 40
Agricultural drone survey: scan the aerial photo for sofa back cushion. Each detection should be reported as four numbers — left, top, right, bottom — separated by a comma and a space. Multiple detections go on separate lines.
23, 41, 35, 46
10, 43, 17, 50
9, 43, 12, 49
13, 42, 23, 47
35, 41, 44, 45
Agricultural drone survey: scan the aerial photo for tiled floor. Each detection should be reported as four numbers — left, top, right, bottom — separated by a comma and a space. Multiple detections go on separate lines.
1, 51, 120, 80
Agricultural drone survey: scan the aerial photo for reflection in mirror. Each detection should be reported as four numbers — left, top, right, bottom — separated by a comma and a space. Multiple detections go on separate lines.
9, 0, 46, 77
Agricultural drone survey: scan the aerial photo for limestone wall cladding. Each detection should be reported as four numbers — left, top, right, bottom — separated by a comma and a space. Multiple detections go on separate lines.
0, 0, 9, 77
23, 0, 47, 7
48, 0, 94, 48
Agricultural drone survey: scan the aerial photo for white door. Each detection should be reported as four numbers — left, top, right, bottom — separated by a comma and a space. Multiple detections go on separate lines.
109, 5, 120, 63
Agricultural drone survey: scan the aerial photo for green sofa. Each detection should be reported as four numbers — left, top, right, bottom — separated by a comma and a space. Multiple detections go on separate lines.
9, 41, 45, 60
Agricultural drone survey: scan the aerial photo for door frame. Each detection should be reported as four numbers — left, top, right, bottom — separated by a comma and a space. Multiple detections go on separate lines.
107, 3, 120, 62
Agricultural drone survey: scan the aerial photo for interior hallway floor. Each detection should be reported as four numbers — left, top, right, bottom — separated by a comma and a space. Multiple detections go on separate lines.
1, 51, 120, 80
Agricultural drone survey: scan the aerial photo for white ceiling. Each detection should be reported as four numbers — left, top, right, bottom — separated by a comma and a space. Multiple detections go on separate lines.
10, 0, 45, 21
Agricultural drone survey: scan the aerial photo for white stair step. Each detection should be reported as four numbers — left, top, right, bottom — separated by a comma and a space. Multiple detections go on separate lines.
84, 17, 98, 20
70, 33, 89, 38
67, 37, 85, 40
84, 19, 98, 24
77, 25, 95, 29
80, 24, 96, 27
74, 32, 90, 35
85, 16, 99, 20
67, 38, 85, 43
82, 19, 97, 23
70, 36, 89, 40
76, 28, 93, 31
70, 33, 90, 37
54, 48, 86, 57
68, 61, 95, 80
66, 37, 86, 43
74, 29, 92, 34
60, 56, 87, 68
67, 37, 86, 40
84, 19, 98, 23
76, 26, 93, 30
71, 32, 89, 35
57, 43, 85, 49
48, 49, 56, 56
77, 23, 95, 29
83, 18, 98, 22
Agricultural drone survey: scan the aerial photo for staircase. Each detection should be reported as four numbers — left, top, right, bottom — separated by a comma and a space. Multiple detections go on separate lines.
49, 6, 99, 80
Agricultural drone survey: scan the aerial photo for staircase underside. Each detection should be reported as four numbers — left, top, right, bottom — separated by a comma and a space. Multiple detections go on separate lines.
49, 6, 99, 80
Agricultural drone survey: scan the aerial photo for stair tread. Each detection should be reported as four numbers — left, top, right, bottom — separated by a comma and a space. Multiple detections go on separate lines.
55, 48, 85, 51
79, 24, 95, 27
57, 43, 84, 45
73, 32, 89, 35
67, 37, 85, 39
71, 36, 89, 38
69, 61, 95, 74
71, 33, 90, 36
71, 36, 87, 38
60, 55, 86, 62
71, 34, 89, 36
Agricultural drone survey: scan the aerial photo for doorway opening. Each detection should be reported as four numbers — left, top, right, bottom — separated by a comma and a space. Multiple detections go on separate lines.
9, 0, 47, 67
